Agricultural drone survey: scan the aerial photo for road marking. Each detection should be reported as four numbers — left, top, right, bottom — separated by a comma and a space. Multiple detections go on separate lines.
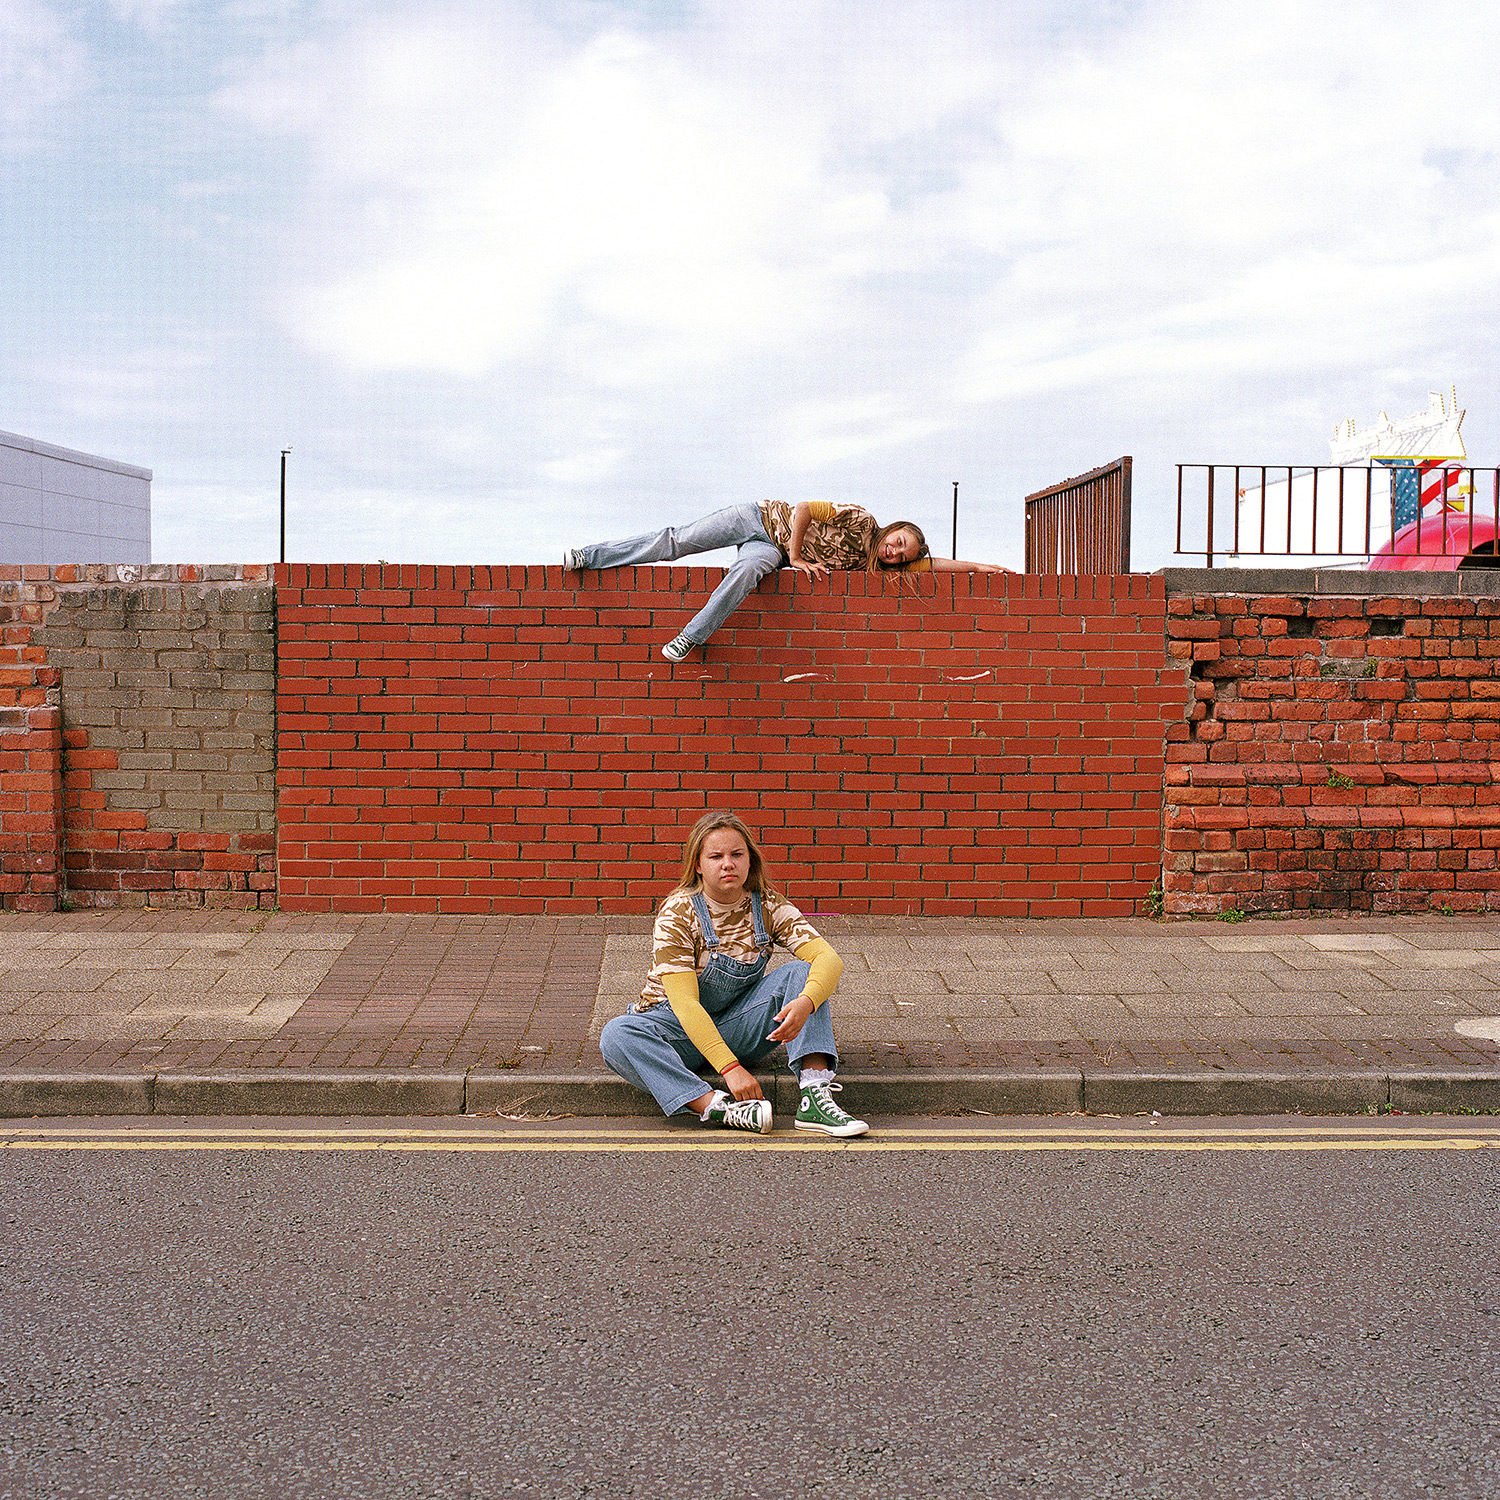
2, 1140, 1497, 1154
2, 1124, 1498, 1154
1, 1122, 1490, 1138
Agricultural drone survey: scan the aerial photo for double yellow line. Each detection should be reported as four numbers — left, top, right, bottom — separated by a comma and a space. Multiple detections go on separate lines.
3, 1123, 1498, 1154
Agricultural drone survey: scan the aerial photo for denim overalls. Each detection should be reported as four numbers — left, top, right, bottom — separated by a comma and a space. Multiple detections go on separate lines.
599, 891, 841, 1117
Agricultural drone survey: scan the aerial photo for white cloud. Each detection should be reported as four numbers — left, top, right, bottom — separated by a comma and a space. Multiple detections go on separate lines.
30, 346, 215, 423
541, 445, 627, 484
238, 21, 881, 376
783, 394, 947, 469
0, 0, 88, 145
953, 0, 1500, 405
215, 0, 1054, 384
105, 0, 184, 28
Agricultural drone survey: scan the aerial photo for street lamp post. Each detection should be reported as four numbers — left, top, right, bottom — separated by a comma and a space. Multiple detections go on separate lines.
951, 480, 959, 559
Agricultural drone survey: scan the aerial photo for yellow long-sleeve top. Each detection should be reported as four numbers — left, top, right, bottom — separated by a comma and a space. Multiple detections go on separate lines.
639, 887, 844, 1075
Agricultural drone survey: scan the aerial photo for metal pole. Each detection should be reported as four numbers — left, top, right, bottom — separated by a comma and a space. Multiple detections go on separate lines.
951, 480, 959, 559
280, 448, 291, 563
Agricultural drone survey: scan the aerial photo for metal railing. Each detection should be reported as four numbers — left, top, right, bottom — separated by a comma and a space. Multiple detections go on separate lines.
1025, 456, 1132, 574
1176, 463, 1500, 566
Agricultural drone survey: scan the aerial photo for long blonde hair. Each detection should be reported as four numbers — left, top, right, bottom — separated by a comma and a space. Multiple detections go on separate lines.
673, 810, 774, 898
866, 520, 930, 572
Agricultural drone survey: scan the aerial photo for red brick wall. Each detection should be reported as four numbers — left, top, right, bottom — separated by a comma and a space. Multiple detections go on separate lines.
0, 705, 63, 911
1165, 587, 1500, 915
0, 576, 63, 910
276, 565, 1179, 915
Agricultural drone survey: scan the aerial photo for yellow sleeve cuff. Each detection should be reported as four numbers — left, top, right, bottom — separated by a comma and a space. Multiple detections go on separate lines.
793, 938, 843, 1009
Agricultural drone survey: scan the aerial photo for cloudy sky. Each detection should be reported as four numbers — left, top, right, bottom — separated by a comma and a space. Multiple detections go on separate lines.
4, 0, 1498, 569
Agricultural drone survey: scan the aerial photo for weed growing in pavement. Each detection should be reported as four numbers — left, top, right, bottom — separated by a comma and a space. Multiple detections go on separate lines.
1144, 881, 1163, 918
1326, 771, 1354, 790
1217, 908, 1248, 923
1439, 902, 1455, 916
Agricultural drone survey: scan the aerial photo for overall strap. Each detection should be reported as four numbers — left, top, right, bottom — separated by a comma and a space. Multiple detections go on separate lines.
750, 892, 771, 949
688, 890, 720, 950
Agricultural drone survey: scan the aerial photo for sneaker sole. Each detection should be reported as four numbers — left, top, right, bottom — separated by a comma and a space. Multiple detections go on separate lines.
794, 1118, 869, 1137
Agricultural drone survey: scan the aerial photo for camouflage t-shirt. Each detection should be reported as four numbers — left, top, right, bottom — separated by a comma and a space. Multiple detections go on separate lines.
756, 500, 933, 573
758, 500, 878, 571
638, 888, 823, 1009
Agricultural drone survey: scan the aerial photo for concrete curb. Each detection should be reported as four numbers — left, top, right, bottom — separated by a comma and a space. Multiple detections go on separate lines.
153, 1070, 467, 1117
0, 1072, 153, 1119
466, 1072, 660, 1118
1080, 1070, 1390, 1118
3, 1068, 1500, 1119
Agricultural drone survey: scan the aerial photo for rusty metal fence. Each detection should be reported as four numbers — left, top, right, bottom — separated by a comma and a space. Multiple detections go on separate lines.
1024, 456, 1132, 573
1176, 463, 1500, 566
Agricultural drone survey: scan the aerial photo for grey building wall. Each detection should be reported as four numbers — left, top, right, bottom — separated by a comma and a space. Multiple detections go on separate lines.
0, 430, 151, 564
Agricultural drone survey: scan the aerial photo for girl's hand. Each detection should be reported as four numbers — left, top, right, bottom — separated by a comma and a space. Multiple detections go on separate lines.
722, 1062, 765, 1101
768, 993, 814, 1044
790, 558, 828, 581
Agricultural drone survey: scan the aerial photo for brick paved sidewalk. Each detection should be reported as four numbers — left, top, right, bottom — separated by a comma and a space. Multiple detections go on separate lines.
2, 909, 1499, 1081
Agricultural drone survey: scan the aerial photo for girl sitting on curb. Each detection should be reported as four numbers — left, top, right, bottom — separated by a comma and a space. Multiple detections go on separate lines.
599, 809, 868, 1137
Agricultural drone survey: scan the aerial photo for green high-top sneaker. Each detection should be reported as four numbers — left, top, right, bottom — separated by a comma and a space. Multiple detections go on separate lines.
795, 1080, 869, 1137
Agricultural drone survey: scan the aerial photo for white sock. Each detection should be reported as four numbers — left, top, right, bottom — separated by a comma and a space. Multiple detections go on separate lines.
699, 1090, 728, 1121
800, 1068, 834, 1088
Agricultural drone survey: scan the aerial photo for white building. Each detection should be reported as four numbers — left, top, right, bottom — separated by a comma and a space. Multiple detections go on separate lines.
0, 429, 151, 564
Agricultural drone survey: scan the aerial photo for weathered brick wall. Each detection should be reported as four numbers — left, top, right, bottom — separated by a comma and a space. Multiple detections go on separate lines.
0, 574, 63, 909
1163, 570, 1500, 916
276, 564, 1179, 916
24, 565, 277, 908
18, 556, 1494, 922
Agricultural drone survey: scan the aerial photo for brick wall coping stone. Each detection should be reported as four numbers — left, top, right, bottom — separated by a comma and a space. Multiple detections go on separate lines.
0, 563, 272, 585
1161, 566, 1500, 597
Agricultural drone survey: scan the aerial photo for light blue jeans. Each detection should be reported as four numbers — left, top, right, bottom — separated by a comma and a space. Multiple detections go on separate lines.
599, 961, 840, 1117
575, 503, 785, 646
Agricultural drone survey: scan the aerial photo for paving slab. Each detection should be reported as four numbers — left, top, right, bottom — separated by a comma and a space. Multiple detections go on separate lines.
0, 909, 1498, 1116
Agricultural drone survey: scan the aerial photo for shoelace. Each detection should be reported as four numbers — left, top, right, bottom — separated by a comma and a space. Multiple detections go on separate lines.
806, 1081, 849, 1114
724, 1098, 764, 1127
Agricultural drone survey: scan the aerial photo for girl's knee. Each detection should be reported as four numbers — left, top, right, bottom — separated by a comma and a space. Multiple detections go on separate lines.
599, 1015, 634, 1069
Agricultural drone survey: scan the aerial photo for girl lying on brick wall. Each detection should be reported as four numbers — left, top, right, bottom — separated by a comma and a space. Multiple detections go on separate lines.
600, 809, 869, 1137
564, 499, 1006, 661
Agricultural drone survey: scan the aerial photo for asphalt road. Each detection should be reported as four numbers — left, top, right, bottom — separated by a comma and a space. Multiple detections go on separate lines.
1, 1117, 1497, 1500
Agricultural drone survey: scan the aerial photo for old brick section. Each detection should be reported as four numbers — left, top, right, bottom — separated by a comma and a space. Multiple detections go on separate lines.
277, 565, 1179, 916
20, 564, 277, 909
1165, 585, 1500, 916
0, 573, 63, 910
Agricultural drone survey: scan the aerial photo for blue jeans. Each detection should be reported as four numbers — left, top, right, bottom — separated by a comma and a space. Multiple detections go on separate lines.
599, 961, 840, 1116
575, 503, 785, 646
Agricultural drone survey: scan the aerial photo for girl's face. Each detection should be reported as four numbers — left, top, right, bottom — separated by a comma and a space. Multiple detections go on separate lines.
698, 828, 750, 903
878, 528, 920, 565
